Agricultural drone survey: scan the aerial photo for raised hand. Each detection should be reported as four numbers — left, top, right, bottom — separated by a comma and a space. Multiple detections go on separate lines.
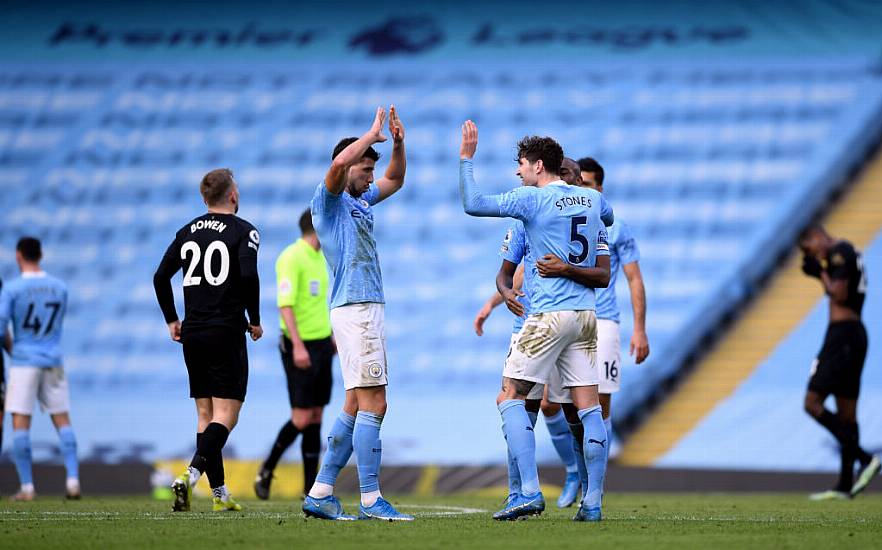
389, 104, 405, 143
368, 106, 388, 144
460, 119, 478, 159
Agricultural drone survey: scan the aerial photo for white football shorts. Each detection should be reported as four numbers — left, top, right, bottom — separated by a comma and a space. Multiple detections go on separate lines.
597, 318, 622, 394
4, 366, 71, 415
504, 310, 599, 403
330, 303, 388, 390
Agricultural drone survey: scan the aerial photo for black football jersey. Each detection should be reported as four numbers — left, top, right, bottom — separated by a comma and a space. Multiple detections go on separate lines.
154, 213, 260, 331
825, 240, 866, 316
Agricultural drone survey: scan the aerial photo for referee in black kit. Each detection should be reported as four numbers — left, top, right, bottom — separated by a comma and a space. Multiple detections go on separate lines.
799, 224, 879, 500
153, 168, 262, 512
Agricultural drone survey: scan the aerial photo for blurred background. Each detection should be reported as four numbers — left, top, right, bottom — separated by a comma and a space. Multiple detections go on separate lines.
2, 0, 882, 495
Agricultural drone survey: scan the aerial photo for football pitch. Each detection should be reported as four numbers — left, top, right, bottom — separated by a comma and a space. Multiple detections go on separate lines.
3, 493, 882, 549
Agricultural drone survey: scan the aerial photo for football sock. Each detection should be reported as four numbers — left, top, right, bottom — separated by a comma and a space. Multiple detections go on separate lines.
301, 423, 322, 493
354, 411, 384, 505
545, 409, 578, 474
190, 422, 229, 480
569, 421, 589, 499
579, 406, 607, 510
853, 423, 872, 467
499, 399, 539, 496
263, 421, 300, 472
604, 416, 613, 463
57, 426, 79, 481
311, 411, 355, 495
12, 429, 33, 487
506, 412, 538, 496
196, 432, 224, 489
815, 409, 873, 486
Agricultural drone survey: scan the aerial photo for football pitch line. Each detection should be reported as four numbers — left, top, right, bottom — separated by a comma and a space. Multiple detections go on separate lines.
0, 504, 489, 521
0, 509, 873, 524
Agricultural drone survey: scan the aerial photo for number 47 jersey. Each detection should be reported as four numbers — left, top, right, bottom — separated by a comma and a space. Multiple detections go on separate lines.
154, 213, 261, 332
0, 272, 67, 367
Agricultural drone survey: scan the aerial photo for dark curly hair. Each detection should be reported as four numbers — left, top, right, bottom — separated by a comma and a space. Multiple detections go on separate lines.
516, 136, 563, 175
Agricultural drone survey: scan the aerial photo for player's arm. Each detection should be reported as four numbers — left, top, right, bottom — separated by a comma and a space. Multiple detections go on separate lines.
600, 194, 614, 227
623, 261, 650, 364
276, 255, 310, 368
3, 328, 10, 354
537, 254, 610, 287
459, 120, 536, 219
374, 105, 406, 203
475, 263, 525, 336
496, 260, 525, 317
153, 237, 183, 342
324, 107, 388, 195
239, 228, 263, 341
820, 245, 854, 303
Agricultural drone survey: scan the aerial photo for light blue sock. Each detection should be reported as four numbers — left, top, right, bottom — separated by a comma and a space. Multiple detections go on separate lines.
603, 416, 613, 464
569, 421, 589, 500
13, 429, 33, 486
314, 412, 355, 487
506, 412, 536, 496
499, 400, 539, 496
353, 411, 383, 495
579, 405, 608, 510
57, 426, 79, 480
545, 409, 578, 474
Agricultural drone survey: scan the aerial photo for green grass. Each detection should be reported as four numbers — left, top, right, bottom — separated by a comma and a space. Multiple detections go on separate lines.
3, 493, 881, 549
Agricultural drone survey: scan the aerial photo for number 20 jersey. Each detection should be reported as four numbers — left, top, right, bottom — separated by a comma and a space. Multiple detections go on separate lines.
0, 271, 68, 368
154, 213, 261, 332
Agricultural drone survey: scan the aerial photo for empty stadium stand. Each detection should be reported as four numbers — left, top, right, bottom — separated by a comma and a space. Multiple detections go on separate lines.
2, 57, 882, 462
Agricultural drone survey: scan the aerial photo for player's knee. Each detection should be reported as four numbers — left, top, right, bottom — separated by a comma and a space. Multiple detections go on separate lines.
525, 399, 542, 413
50, 413, 71, 429
540, 400, 560, 416
803, 395, 822, 417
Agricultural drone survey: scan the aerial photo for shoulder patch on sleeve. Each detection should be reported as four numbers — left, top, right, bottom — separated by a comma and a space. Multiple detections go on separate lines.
278, 277, 292, 296
249, 229, 260, 245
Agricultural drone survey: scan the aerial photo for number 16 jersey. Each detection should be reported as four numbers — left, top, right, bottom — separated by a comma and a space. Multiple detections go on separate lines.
154, 213, 261, 332
0, 271, 68, 368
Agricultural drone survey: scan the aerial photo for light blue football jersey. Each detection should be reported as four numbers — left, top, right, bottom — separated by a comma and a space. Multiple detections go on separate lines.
0, 272, 68, 367
595, 219, 640, 323
499, 222, 532, 333
461, 160, 611, 313
311, 182, 385, 309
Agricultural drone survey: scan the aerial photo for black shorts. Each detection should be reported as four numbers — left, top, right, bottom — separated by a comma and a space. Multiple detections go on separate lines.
182, 327, 249, 402
808, 320, 867, 399
280, 335, 333, 409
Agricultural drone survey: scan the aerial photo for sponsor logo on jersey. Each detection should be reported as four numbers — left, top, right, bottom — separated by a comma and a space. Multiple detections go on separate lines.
309, 280, 319, 296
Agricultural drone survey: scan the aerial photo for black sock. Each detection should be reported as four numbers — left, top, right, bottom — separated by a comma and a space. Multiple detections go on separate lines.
190, 422, 230, 475
815, 410, 867, 490
263, 421, 300, 472
196, 433, 223, 488
848, 422, 873, 466
301, 423, 322, 492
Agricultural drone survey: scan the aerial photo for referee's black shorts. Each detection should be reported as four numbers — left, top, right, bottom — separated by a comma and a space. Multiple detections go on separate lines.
808, 320, 868, 399
182, 326, 249, 402
280, 335, 334, 409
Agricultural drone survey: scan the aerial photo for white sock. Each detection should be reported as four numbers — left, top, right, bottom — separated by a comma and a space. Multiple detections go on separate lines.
212, 485, 230, 501
361, 490, 382, 507
21, 482, 35, 494
66, 478, 80, 493
308, 481, 334, 499
187, 466, 201, 486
